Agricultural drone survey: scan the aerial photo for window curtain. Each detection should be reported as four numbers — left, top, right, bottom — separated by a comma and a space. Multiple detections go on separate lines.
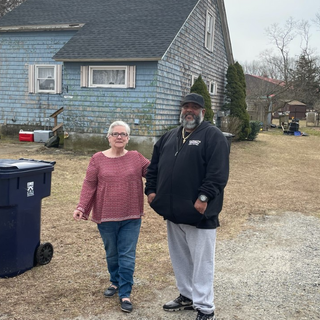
92, 69, 125, 85
38, 67, 55, 90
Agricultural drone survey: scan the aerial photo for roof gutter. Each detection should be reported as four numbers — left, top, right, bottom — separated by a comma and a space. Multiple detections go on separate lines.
0, 23, 84, 32
53, 57, 162, 62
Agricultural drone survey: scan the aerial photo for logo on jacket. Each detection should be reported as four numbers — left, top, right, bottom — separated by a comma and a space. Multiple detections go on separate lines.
188, 140, 201, 146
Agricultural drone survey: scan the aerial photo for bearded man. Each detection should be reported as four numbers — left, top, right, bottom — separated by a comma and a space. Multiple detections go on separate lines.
145, 93, 230, 320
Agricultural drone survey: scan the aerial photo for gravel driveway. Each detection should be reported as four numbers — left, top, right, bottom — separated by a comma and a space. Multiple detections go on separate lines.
214, 211, 319, 320
66, 211, 319, 320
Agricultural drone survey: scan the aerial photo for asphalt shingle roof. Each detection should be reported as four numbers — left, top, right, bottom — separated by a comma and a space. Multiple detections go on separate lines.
0, 0, 200, 61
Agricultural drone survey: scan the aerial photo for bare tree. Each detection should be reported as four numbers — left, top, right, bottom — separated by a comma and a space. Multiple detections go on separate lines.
244, 14, 320, 126
296, 19, 320, 61
242, 60, 262, 76
314, 12, 320, 30
265, 17, 298, 83
243, 56, 291, 80
248, 15, 319, 81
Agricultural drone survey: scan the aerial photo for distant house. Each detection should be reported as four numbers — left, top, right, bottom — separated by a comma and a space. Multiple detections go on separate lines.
245, 74, 286, 125
273, 100, 307, 120
0, 0, 234, 156
245, 74, 309, 125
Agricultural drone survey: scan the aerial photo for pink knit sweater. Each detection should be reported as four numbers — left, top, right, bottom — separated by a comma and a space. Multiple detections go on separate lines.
77, 151, 150, 223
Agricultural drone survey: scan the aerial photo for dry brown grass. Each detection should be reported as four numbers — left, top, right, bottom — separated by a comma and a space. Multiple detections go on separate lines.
0, 124, 319, 319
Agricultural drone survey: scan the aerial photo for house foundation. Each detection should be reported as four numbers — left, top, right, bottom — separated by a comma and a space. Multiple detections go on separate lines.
64, 132, 157, 159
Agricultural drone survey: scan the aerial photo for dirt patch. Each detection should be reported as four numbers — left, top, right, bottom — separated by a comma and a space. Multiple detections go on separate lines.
0, 131, 319, 320
0, 141, 42, 155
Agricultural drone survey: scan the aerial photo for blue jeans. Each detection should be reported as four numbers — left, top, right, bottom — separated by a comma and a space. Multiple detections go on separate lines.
97, 218, 141, 299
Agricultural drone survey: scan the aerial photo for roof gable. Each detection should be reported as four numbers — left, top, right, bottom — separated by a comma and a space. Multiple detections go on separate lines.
286, 100, 307, 106
246, 74, 285, 86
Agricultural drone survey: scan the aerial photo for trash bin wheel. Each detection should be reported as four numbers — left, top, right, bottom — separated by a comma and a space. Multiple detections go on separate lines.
36, 242, 54, 265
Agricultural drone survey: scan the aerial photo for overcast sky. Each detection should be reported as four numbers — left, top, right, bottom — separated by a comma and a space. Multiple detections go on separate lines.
224, 0, 320, 63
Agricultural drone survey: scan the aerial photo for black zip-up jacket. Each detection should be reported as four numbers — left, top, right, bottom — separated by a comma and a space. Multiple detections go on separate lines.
145, 121, 230, 229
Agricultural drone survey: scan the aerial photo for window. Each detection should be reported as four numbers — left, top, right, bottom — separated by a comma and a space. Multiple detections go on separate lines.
80, 65, 136, 88
205, 10, 215, 52
28, 64, 62, 94
90, 66, 126, 87
209, 81, 217, 95
188, 74, 198, 88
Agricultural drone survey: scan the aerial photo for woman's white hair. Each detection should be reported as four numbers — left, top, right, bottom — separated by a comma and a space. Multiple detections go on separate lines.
107, 121, 131, 136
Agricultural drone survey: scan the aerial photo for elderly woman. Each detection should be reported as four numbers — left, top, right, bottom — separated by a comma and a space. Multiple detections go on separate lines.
73, 120, 150, 313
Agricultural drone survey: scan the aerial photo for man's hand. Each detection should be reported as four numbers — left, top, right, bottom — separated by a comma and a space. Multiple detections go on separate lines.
194, 199, 207, 214
147, 193, 156, 205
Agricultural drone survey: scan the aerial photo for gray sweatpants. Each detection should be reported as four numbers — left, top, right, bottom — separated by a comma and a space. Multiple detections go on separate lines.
167, 221, 217, 314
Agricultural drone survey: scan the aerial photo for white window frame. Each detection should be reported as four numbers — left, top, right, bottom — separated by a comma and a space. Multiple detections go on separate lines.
191, 74, 197, 86
205, 10, 215, 52
189, 74, 199, 88
89, 66, 127, 88
28, 64, 62, 94
209, 81, 217, 95
80, 65, 136, 88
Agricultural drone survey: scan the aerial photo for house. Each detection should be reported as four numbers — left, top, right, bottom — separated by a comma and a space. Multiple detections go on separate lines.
0, 0, 234, 156
245, 74, 309, 127
245, 74, 286, 125
273, 100, 307, 120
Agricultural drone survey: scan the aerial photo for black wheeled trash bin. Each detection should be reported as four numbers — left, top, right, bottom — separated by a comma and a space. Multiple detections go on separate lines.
0, 158, 55, 278
222, 132, 235, 152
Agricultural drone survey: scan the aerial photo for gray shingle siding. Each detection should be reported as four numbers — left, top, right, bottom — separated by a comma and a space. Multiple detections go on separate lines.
154, 0, 230, 133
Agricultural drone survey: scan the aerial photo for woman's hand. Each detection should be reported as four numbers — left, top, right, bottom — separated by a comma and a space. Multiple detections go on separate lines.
73, 209, 83, 221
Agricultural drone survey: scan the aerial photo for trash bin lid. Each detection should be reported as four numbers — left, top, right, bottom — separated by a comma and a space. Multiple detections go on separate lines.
0, 159, 55, 177
222, 132, 235, 138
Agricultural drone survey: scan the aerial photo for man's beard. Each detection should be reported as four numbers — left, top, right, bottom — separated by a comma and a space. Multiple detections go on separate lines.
180, 112, 204, 130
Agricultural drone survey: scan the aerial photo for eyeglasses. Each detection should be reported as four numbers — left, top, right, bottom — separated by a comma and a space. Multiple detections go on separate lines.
110, 132, 128, 137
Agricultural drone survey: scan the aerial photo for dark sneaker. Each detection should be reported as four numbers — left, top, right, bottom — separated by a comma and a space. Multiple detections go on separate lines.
195, 310, 215, 320
120, 299, 133, 313
104, 285, 118, 297
163, 294, 194, 311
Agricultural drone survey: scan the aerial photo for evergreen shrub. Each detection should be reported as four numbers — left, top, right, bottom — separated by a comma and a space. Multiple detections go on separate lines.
190, 75, 214, 123
247, 121, 261, 141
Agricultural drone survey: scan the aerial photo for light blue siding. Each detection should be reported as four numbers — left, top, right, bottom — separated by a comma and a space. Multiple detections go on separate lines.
62, 62, 158, 136
0, 31, 74, 126
0, 31, 159, 135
